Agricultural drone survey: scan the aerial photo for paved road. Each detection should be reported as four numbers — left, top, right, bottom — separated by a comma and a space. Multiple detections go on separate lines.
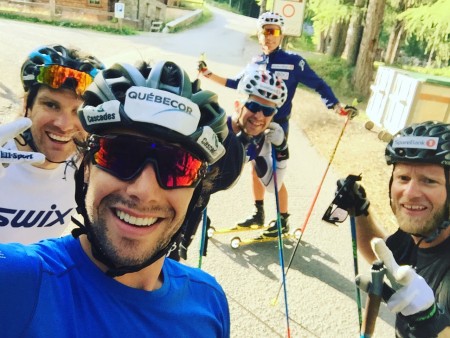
0, 7, 395, 337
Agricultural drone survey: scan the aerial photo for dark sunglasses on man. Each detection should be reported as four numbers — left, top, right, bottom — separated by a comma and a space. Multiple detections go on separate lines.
89, 134, 207, 190
244, 100, 278, 117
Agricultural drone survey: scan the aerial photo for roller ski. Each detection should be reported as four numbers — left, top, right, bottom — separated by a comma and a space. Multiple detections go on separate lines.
207, 204, 267, 238
230, 215, 301, 249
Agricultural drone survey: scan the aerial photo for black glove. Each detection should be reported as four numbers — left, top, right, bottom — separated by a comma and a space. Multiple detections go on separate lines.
345, 105, 358, 119
334, 177, 370, 216
197, 60, 212, 77
337, 105, 358, 119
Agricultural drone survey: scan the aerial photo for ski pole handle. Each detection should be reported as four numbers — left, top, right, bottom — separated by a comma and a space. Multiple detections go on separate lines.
360, 260, 386, 337
355, 275, 395, 304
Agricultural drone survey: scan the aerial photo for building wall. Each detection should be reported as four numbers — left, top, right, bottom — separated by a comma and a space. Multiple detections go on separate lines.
56, 0, 109, 11
121, 0, 166, 30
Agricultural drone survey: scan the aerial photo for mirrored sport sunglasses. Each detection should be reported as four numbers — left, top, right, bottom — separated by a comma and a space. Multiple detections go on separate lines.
244, 100, 277, 117
89, 134, 207, 189
37, 65, 94, 96
262, 28, 282, 37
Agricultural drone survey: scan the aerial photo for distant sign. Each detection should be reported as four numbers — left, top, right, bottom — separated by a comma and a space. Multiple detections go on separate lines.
273, 0, 306, 37
114, 3, 125, 19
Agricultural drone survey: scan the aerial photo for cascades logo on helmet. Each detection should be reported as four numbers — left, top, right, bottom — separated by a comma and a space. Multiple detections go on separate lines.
393, 136, 439, 150
83, 100, 121, 125
124, 87, 201, 136
197, 126, 225, 163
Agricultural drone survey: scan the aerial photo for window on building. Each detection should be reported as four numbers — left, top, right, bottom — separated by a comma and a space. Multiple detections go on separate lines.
88, 0, 101, 5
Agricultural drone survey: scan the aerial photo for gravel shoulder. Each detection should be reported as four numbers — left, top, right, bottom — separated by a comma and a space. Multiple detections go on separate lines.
291, 88, 398, 234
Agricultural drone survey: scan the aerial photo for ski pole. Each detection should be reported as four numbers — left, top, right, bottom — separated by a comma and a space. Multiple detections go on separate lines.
272, 114, 351, 305
198, 208, 208, 269
271, 146, 291, 338
357, 261, 386, 337
350, 215, 363, 329
322, 174, 364, 328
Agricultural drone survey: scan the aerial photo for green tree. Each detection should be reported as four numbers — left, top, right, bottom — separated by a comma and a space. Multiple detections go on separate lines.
353, 0, 386, 97
343, 0, 367, 65
398, 0, 450, 66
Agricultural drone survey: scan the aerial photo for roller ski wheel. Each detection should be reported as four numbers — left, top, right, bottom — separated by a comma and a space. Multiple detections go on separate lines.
230, 237, 241, 249
207, 226, 215, 238
364, 120, 375, 131
293, 228, 302, 239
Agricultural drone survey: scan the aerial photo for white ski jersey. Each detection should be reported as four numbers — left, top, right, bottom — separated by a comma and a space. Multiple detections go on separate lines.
0, 139, 77, 244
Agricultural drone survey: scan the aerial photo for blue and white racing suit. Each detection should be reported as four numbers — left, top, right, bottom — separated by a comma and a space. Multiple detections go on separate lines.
225, 47, 340, 134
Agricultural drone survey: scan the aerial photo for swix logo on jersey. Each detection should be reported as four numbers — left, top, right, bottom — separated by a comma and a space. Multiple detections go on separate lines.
298, 60, 305, 72
0, 204, 73, 228
0, 151, 33, 160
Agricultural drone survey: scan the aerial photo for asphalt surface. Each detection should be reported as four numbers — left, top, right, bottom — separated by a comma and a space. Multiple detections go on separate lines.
0, 7, 396, 337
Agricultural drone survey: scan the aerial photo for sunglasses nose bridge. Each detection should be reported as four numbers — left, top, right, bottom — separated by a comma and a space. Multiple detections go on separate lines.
126, 161, 164, 196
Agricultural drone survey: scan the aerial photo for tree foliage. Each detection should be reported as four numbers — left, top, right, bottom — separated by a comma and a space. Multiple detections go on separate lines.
398, 0, 450, 65
308, 0, 353, 46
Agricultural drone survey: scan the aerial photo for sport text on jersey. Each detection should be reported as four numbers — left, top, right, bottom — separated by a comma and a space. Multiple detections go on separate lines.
1, 151, 33, 160
0, 205, 73, 228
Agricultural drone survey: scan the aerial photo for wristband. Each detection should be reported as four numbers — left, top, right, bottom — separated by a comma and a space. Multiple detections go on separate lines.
274, 146, 289, 161
402, 303, 437, 323
274, 138, 287, 152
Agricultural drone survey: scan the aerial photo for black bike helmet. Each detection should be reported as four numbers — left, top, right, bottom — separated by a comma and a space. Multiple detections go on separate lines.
73, 61, 228, 277
21, 44, 105, 92
385, 121, 450, 166
386, 120, 450, 243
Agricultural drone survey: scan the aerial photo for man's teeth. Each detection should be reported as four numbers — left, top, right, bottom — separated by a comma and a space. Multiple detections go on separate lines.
404, 204, 426, 211
48, 133, 71, 142
116, 210, 157, 226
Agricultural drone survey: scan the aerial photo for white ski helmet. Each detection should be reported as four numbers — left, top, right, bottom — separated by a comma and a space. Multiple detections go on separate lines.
238, 69, 287, 107
257, 12, 285, 33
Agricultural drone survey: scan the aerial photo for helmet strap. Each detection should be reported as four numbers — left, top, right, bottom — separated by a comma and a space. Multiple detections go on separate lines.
20, 128, 67, 164
72, 158, 199, 277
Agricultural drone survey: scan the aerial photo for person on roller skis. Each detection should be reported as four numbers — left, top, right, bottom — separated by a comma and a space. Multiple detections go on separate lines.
171, 69, 290, 260
197, 11, 356, 242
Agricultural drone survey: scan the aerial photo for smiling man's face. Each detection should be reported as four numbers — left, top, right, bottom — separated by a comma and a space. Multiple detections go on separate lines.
390, 163, 447, 237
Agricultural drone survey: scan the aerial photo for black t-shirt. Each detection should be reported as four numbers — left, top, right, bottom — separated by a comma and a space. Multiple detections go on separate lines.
386, 229, 450, 337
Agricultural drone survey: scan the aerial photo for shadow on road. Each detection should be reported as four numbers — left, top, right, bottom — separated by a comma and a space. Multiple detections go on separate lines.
210, 235, 395, 327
